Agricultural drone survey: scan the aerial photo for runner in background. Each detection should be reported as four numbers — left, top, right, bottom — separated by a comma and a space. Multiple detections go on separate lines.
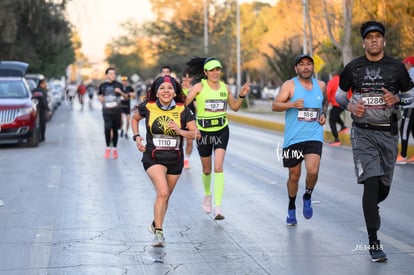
181, 70, 196, 169
77, 82, 87, 110
396, 56, 414, 164
86, 82, 96, 108
97, 67, 129, 159
120, 76, 135, 139
326, 72, 350, 146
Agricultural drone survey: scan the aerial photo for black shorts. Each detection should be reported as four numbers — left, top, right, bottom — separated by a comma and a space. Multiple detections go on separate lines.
282, 141, 323, 168
196, 126, 229, 157
103, 111, 122, 131
121, 106, 130, 114
142, 153, 183, 175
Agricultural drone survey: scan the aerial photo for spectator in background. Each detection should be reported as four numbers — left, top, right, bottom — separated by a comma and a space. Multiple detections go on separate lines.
326, 72, 350, 146
396, 56, 414, 164
31, 78, 50, 142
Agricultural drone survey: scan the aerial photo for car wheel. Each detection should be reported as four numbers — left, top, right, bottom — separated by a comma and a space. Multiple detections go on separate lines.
27, 114, 40, 147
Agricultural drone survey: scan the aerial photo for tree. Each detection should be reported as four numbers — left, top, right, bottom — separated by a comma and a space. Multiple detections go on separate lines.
321, 0, 353, 66
263, 38, 303, 86
0, 0, 74, 77
104, 0, 414, 85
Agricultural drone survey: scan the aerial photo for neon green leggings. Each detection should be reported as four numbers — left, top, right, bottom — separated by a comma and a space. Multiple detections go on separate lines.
202, 172, 224, 206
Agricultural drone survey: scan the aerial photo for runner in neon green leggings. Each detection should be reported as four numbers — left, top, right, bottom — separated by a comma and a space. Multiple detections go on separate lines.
185, 57, 251, 220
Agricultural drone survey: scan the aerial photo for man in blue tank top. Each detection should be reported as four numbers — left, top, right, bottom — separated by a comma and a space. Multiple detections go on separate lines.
272, 54, 328, 226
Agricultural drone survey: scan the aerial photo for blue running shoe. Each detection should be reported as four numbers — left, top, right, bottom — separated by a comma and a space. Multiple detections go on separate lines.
303, 197, 313, 219
286, 209, 297, 226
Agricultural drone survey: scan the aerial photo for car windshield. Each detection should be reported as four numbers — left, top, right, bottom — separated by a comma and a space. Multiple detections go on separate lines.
0, 80, 29, 98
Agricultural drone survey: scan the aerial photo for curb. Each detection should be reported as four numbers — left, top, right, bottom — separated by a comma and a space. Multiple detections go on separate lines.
227, 112, 414, 156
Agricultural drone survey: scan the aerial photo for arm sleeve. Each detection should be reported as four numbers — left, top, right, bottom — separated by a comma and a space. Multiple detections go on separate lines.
335, 88, 350, 109
335, 66, 352, 109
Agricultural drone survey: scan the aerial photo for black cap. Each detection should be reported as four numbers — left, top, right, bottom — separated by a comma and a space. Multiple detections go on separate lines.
360, 21, 385, 38
294, 54, 314, 66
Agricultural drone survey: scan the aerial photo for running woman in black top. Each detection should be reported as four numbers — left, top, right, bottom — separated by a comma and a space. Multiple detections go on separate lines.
336, 21, 414, 262
131, 75, 200, 247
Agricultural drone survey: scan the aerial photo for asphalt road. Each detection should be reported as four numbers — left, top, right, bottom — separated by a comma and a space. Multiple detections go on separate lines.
0, 99, 413, 275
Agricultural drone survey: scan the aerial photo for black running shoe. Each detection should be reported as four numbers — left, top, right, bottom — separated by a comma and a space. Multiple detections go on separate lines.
369, 241, 387, 262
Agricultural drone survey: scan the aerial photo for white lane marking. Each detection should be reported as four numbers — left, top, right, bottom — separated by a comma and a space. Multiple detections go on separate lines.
47, 166, 61, 188
29, 226, 53, 274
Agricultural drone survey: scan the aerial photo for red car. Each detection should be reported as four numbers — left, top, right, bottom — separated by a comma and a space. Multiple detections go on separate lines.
0, 61, 40, 147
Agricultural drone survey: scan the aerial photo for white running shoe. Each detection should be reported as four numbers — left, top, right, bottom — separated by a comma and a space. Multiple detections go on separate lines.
214, 206, 225, 220
202, 195, 212, 213
151, 230, 165, 247
148, 221, 155, 234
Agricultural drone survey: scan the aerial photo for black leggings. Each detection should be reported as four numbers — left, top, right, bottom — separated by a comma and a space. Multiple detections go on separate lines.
329, 106, 346, 140
103, 112, 121, 147
362, 176, 390, 232
399, 108, 414, 157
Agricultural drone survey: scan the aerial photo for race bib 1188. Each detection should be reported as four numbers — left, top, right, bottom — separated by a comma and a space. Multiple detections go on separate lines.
297, 108, 319, 122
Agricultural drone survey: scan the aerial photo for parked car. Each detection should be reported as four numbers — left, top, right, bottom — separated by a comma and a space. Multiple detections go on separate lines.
25, 73, 45, 87
261, 86, 280, 100
0, 61, 40, 147
47, 81, 64, 109
249, 84, 262, 99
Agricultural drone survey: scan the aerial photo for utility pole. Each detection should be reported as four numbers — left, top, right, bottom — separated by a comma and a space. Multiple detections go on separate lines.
204, 0, 208, 56
236, 0, 241, 94
302, 0, 313, 56
302, 0, 308, 54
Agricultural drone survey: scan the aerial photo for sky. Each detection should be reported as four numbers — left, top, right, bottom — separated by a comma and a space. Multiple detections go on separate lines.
66, 0, 277, 63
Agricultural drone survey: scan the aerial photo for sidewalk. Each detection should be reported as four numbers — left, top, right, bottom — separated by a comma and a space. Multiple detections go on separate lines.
228, 99, 414, 156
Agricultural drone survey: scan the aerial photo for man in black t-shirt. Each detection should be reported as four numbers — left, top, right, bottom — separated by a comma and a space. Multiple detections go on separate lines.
97, 67, 129, 159
336, 21, 414, 262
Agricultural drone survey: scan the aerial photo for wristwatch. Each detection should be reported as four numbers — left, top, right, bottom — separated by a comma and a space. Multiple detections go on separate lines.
133, 134, 140, 141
